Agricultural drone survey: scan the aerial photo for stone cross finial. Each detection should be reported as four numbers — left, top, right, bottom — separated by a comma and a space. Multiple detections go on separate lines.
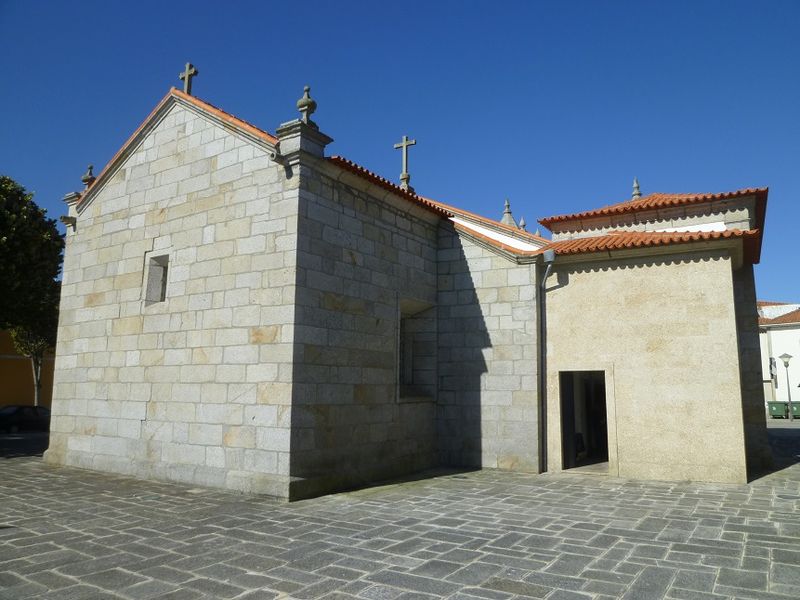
393, 135, 417, 191
297, 86, 318, 128
179, 62, 199, 95
632, 177, 642, 200
81, 165, 95, 188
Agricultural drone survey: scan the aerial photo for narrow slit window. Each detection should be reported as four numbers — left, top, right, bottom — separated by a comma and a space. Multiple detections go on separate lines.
145, 255, 169, 303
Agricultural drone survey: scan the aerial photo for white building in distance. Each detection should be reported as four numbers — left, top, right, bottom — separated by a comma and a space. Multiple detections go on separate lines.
759, 301, 800, 404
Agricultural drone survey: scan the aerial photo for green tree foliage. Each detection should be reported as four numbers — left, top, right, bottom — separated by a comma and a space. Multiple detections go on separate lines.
0, 176, 64, 405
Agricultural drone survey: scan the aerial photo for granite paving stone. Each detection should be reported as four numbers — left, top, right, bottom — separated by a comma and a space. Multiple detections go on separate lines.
1, 428, 800, 599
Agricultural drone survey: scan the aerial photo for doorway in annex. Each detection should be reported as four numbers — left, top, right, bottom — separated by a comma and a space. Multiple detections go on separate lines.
559, 371, 608, 472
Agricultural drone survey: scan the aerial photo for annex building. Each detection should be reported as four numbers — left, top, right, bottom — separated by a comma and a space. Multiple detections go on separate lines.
45, 75, 772, 499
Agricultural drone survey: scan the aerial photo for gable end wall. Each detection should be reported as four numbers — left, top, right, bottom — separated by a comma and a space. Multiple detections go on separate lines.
46, 103, 298, 497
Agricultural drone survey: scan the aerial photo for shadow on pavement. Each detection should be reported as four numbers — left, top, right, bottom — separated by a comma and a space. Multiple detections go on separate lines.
768, 425, 800, 468
0, 432, 49, 458
747, 422, 800, 482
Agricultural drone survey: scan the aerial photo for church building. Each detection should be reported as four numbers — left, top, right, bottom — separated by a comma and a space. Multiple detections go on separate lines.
45, 68, 772, 499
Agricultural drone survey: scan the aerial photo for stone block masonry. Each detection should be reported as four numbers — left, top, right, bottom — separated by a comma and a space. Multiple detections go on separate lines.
437, 225, 539, 471
46, 97, 545, 500
545, 250, 751, 483
47, 87, 765, 498
46, 102, 300, 498
288, 159, 441, 498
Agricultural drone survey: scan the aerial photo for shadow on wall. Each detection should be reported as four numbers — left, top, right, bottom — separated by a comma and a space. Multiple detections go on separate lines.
287, 215, 490, 499
436, 222, 490, 469
287, 191, 472, 499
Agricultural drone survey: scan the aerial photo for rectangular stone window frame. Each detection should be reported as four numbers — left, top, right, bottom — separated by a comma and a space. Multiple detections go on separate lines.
143, 249, 172, 306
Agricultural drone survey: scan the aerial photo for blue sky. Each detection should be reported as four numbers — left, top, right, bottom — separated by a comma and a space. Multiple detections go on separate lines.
1, 0, 798, 300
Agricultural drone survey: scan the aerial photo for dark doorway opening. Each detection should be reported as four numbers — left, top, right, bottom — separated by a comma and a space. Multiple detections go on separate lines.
560, 371, 608, 470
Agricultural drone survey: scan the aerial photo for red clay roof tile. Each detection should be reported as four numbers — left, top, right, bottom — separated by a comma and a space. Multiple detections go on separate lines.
72, 88, 769, 266
539, 188, 768, 229
454, 227, 760, 260
543, 228, 760, 257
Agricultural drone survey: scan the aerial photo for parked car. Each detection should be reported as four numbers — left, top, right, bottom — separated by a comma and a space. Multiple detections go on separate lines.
0, 405, 50, 433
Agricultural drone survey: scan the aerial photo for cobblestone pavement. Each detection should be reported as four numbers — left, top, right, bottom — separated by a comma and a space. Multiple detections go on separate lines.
1, 428, 799, 600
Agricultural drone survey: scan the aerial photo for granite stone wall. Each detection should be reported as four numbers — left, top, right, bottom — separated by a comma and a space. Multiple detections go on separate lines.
287, 160, 440, 498
46, 102, 298, 497
436, 225, 539, 472
545, 250, 750, 483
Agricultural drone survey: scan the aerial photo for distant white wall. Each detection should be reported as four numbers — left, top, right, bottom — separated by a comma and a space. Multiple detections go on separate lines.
762, 325, 800, 403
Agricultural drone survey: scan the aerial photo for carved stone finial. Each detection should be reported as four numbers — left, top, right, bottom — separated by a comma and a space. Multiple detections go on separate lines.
81, 164, 95, 188
297, 85, 318, 129
534, 227, 541, 237
632, 177, 642, 200
519, 217, 527, 231
501, 198, 518, 227
179, 62, 199, 95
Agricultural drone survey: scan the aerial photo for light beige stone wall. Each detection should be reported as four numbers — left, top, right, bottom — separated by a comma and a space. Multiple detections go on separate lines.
46, 102, 297, 497
544, 249, 749, 483
437, 227, 539, 471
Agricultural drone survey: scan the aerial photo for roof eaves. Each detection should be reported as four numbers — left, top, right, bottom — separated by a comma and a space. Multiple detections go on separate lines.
540, 228, 760, 258
420, 196, 550, 245
451, 222, 538, 261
